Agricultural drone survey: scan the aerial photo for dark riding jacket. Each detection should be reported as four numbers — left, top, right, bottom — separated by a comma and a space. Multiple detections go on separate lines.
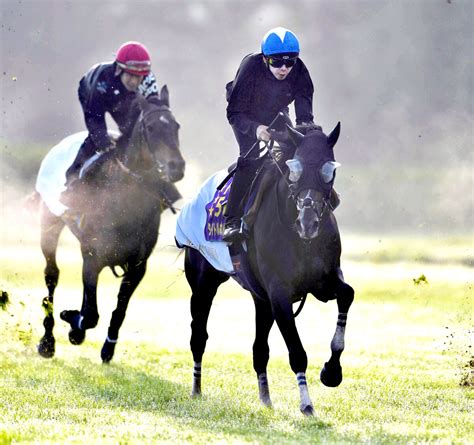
78, 62, 159, 149
226, 53, 315, 153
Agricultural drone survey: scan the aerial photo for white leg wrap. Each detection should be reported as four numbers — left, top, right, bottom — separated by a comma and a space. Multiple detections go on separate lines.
78, 315, 84, 330
331, 312, 347, 352
296, 372, 312, 408
191, 361, 202, 396
193, 362, 202, 378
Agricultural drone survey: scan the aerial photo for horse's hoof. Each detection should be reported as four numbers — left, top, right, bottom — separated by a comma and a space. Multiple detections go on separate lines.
68, 328, 86, 345
260, 398, 273, 408
259, 390, 273, 408
60, 310, 80, 324
101, 340, 116, 363
37, 336, 55, 358
300, 404, 314, 416
320, 362, 343, 387
191, 383, 202, 398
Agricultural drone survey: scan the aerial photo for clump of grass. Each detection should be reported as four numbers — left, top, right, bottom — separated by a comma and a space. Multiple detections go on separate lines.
413, 274, 429, 285
0, 290, 10, 310
459, 358, 474, 387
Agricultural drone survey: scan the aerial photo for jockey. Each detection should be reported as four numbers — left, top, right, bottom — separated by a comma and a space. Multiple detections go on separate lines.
65, 41, 159, 186
222, 27, 321, 242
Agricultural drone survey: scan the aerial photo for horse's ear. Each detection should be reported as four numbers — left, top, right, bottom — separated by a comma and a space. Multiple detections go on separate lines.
160, 85, 170, 107
287, 124, 304, 147
327, 122, 341, 148
136, 93, 148, 111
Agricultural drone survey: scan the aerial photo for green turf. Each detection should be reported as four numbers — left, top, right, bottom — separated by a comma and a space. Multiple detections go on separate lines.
0, 235, 472, 444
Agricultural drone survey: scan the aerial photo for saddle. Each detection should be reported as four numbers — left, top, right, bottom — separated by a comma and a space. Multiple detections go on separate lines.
205, 159, 279, 242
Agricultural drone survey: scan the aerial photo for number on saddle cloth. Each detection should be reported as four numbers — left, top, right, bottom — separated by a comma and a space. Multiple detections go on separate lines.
204, 176, 233, 241
204, 168, 264, 242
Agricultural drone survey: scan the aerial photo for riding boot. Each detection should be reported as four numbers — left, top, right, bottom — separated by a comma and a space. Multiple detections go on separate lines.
65, 137, 97, 184
222, 158, 260, 242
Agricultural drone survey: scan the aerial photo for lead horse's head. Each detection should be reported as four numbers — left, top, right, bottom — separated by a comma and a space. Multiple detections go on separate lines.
285, 123, 341, 241
129, 85, 185, 183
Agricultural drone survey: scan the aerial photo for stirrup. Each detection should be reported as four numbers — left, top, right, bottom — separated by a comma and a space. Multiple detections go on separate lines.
222, 221, 244, 243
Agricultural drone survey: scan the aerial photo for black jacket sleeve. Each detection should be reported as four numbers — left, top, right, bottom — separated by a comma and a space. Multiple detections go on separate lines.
226, 54, 260, 140
78, 64, 112, 149
294, 60, 315, 124
80, 86, 111, 149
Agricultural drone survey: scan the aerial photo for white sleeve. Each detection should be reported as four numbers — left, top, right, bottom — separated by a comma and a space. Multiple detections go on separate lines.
139, 72, 159, 98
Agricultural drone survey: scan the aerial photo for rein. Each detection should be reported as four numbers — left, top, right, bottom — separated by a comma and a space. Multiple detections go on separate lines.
293, 295, 307, 318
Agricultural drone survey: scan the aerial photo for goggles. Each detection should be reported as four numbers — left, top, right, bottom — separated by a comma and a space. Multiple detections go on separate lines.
266, 55, 298, 68
117, 60, 151, 75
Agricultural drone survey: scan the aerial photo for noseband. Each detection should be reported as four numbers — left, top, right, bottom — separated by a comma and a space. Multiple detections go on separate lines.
296, 191, 331, 222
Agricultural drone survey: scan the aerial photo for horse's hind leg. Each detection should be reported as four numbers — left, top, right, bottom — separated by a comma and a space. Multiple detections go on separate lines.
185, 247, 229, 397
37, 204, 65, 358
320, 270, 355, 387
101, 261, 147, 363
252, 295, 274, 407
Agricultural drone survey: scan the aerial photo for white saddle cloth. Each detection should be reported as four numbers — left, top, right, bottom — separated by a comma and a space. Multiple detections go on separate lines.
175, 169, 234, 273
35, 131, 118, 216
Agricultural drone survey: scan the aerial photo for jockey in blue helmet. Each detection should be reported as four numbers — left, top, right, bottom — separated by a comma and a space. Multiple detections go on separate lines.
223, 27, 321, 242
261, 26, 300, 56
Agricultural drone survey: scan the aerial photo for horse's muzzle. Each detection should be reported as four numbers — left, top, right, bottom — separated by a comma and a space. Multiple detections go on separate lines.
296, 208, 320, 240
167, 159, 185, 182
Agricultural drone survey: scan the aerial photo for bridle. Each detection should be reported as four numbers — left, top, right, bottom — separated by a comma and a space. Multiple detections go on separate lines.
295, 189, 332, 222
117, 105, 172, 182
266, 147, 333, 224
114, 104, 179, 213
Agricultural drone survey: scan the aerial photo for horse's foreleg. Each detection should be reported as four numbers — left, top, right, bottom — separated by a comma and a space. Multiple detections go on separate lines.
60, 256, 101, 345
37, 206, 65, 358
252, 295, 274, 407
320, 271, 355, 388
101, 261, 147, 363
185, 248, 228, 397
270, 291, 313, 416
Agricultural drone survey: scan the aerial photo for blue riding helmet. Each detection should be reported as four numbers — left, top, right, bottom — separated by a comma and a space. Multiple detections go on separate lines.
261, 27, 300, 56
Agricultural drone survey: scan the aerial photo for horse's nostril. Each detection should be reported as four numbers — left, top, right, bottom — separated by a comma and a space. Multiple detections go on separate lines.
169, 160, 185, 172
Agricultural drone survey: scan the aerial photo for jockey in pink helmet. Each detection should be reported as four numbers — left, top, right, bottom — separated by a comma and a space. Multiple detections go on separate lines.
65, 41, 158, 186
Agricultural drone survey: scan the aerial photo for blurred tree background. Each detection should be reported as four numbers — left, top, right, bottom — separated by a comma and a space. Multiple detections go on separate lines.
0, 0, 472, 233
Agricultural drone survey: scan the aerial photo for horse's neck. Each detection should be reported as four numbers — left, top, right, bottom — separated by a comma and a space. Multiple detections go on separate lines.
122, 124, 147, 169
269, 176, 296, 229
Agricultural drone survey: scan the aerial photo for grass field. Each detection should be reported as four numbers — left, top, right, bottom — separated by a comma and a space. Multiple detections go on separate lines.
0, 215, 472, 444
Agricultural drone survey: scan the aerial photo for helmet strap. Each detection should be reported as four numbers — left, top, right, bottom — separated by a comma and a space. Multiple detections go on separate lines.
262, 55, 270, 69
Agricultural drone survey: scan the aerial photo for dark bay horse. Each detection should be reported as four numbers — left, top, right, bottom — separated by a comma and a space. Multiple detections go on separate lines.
184, 123, 354, 415
37, 86, 185, 362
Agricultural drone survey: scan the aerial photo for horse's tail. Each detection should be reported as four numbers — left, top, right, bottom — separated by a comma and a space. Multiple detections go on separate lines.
22, 190, 41, 214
